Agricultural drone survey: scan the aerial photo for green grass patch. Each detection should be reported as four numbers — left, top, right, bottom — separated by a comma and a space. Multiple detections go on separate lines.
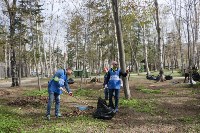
192, 82, 200, 88
168, 91, 177, 95
23, 88, 48, 96
178, 116, 194, 124
150, 70, 181, 77
191, 89, 200, 94
33, 126, 72, 133
178, 115, 200, 124
0, 105, 31, 132
136, 86, 161, 94
0, 105, 108, 133
27, 116, 108, 133
120, 98, 157, 114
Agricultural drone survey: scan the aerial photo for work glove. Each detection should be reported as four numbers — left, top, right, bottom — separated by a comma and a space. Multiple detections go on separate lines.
103, 84, 107, 88
68, 92, 73, 96
104, 84, 107, 88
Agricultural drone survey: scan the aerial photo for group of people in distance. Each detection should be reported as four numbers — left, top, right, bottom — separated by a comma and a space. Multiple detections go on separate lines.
46, 60, 128, 120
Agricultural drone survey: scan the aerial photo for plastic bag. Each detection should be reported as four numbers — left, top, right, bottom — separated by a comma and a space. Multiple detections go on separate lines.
93, 97, 115, 120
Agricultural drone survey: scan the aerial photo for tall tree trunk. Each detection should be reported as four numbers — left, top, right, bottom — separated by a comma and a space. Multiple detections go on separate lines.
5, 34, 8, 79
52, 30, 58, 74
155, 0, 163, 69
19, 23, 22, 86
129, 28, 139, 74
75, 32, 79, 70
39, 35, 44, 78
129, 42, 139, 75
4, 0, 19, 87
83, 27, 87, 82
143, 25, 150, 76
172, 0, 184, 73
193, 0, 199, 67
48, 31, 52, 77
36, 22, 41, 90
111, 0, 131, 99
155, 0, 164, 81
185, 3, 193, 85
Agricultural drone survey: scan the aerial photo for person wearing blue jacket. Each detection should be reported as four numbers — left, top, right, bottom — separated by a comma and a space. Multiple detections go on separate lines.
46, 68, 73, 120
104, 61, 128, 113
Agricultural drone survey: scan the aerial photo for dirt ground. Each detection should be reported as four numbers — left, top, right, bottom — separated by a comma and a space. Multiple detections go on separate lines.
1, 77, 200, 132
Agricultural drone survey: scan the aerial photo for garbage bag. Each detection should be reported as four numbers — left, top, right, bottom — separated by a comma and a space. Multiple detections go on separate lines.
146, 75, 159, 80
165, 75, 173, 80
93, 97, 115, 120
90, 77, 98, 82
68, 78, 74, 84
192, 73, 200, 81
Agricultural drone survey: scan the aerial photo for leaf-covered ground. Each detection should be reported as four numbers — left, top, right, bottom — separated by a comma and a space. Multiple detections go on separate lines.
0, 76, 200, 133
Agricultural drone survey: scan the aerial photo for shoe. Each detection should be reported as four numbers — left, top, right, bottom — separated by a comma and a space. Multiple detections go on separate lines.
56, 113, 62, 118
46, 115, 50, 120
114, 108, 118, 113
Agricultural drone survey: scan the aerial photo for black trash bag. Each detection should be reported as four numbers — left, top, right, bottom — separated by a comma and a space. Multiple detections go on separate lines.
165, 75, 173, 80
146, 75, 159, 80
192, 72, 200, 81
68, 78, 74, 84
93, 97, 115, 120
155, 75, 160, 81
146, 75, 154, 80
90, 77, 98, 82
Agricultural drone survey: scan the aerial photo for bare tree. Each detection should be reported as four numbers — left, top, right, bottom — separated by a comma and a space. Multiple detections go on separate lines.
3, 0, 19, 87
142, 24, 150, 76
111, 0, 131, 99
154, 0, 164, 81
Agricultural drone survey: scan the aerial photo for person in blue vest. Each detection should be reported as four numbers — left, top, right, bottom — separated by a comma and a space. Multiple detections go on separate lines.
46, 68, 73, 120
104, 61, 128, 112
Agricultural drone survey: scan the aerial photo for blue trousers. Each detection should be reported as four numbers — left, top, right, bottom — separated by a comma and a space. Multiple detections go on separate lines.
46, 92, 60, 116
108, 89, 120, 109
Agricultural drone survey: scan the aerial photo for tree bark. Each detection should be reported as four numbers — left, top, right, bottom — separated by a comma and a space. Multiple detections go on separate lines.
111, 0, 131, 99
4, 33, 8, 79
154, 0, 165, 82
143, 25, 150, 76
154, 0, 163, 69
4, 0, 19, 87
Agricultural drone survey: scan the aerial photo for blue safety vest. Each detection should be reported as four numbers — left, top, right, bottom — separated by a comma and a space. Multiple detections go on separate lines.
48, 69, 70, 94
108, 68, 121, 89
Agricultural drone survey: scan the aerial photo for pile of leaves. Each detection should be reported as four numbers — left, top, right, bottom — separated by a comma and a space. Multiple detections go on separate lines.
7, 96, 47, 107
63, 106, 95, 117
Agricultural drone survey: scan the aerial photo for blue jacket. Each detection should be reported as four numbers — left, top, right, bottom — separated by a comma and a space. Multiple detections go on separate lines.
105, 68, 127, 90
48, 69, 71, 94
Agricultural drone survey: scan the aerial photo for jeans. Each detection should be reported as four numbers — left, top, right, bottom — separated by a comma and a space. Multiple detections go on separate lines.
46, 92, 60, 116
104, 87, 109, 100
108, 89, 120, 109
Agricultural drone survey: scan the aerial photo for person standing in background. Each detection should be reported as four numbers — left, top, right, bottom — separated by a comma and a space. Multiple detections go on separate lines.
105, 61, 128, 113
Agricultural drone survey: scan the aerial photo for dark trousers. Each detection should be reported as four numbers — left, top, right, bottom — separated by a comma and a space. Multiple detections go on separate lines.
184, 73, 189, 83
104, 87, 109, 100
108, 89, 120, 109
